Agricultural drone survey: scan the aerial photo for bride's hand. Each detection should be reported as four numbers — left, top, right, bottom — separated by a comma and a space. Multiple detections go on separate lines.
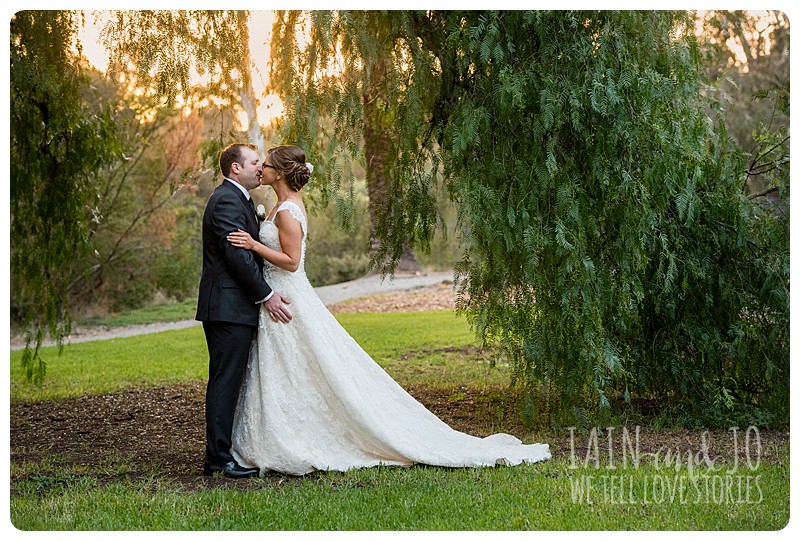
227, 229, 255, 250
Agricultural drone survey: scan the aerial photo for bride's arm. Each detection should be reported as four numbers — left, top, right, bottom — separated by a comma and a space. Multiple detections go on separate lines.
227, 215, 303, 272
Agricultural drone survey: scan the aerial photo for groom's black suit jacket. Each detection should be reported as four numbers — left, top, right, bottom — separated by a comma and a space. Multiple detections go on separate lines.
196, 179, 272, 326
196, 179, 272, 465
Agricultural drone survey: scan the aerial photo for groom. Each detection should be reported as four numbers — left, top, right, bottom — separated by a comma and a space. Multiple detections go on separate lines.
196, 142, 291, 478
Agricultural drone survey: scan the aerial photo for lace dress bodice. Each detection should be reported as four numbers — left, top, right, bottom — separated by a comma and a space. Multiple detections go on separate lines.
259, 200, 307, 281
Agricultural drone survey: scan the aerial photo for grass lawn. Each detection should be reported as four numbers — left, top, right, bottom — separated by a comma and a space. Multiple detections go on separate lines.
9, 311, 484, 401
75, 298, 199, 327
10, 459, 789, 530
9, 310, 791, 531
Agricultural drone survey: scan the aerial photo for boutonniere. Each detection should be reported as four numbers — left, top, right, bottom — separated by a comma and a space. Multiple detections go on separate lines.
256, 204, 267, 222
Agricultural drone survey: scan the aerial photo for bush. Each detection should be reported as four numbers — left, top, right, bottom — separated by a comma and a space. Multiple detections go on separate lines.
304, 183, 372, 286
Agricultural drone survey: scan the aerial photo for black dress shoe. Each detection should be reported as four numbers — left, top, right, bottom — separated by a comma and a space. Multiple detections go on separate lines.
203, 460, 259, 478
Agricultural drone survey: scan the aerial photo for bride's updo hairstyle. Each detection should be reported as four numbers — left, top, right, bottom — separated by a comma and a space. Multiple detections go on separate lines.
268, 145, 311, 192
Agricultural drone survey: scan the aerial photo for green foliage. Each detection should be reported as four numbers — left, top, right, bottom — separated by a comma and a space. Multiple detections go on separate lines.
438, 11, 788, 425
58, 70, 211, 315
303, 183, 371, 286
10, 11, 227, 371
270, 11, 445, 270
102, 10, 251, 105
415, 184, 465, 270
699, 11, 789, 155
10, 11, 122, 382
269, 10, 789, 426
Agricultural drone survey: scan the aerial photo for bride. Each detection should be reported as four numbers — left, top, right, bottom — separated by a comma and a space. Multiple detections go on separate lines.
226, 145, 550, 476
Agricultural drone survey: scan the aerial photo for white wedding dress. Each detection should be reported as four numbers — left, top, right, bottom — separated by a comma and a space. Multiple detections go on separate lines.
231, 201, 550, 475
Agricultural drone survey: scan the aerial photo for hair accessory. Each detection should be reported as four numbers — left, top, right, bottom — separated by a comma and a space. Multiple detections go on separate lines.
305, 162, 314, 174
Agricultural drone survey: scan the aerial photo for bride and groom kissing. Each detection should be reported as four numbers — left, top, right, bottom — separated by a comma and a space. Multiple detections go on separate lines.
196, 142, 550, 479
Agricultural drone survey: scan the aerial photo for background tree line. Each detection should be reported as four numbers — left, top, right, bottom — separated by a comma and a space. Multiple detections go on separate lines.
10, 10, 788, 427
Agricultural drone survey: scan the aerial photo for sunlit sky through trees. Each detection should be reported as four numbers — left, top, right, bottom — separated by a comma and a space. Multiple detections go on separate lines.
74, 9, 782, 131
78, 10, 285, 127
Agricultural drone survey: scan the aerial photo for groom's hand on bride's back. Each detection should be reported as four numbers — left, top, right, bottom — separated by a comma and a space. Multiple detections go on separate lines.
264, 293, 292, 323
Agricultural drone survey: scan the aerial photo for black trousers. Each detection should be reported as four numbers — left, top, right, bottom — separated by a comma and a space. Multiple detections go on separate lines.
202, 321, 256, 465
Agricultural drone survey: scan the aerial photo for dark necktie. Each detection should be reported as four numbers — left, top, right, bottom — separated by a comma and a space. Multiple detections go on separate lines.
247, 198, 257, 222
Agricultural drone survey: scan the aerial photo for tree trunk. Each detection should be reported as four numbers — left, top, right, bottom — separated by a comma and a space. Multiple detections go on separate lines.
362, 55, 421, 273
240, 85, 264, 155
237, 21, 265, 155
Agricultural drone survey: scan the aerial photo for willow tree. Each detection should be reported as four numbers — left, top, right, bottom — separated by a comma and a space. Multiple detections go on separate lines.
443, 11, 788, 425
269, 11, 445, 270
10, 11, 121, 382
271, 10, 789, 425
102, 10, 265, 154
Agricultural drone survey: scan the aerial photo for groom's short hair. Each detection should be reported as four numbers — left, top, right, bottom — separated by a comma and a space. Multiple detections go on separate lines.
220, 143, 259, 178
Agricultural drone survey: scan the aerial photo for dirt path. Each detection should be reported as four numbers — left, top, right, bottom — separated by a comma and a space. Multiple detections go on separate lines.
316, 270, 454, 305
9, 271, 456, 350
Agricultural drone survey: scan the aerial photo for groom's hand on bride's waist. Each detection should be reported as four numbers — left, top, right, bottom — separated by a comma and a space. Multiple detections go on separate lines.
264, 292, 292, 323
